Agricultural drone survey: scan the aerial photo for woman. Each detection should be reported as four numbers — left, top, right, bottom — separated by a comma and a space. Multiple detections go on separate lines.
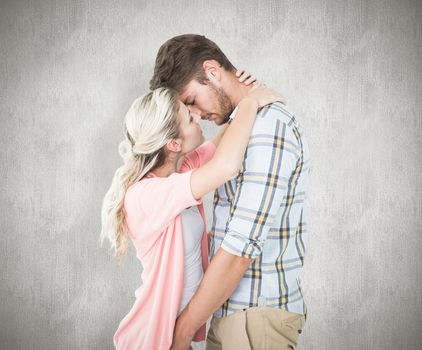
101, 73, 283, 350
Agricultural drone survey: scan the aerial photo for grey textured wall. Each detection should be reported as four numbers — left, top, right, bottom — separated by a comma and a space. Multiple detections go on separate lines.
1, 0, 421, 349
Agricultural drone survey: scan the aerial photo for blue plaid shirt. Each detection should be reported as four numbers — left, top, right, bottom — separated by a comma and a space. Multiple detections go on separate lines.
210, 102, 310, 317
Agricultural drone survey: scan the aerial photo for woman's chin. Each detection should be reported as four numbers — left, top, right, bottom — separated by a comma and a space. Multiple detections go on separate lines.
186, 138, 205, 154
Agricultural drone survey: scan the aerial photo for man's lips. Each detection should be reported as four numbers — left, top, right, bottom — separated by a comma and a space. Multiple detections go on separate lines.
202, 114, 215, 121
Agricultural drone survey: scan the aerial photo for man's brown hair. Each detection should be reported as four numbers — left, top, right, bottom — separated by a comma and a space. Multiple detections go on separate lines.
150, 34, 235, 92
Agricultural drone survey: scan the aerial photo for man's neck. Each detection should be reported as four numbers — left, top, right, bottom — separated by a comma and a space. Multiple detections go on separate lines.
224, 72, 254, 107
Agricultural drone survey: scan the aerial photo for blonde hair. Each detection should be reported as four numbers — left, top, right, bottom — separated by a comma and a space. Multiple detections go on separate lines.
100, 88, 180, 263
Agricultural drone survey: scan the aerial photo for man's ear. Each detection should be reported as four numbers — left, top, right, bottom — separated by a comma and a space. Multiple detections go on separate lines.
202, 60, 221, 82
166, 138, 182, 153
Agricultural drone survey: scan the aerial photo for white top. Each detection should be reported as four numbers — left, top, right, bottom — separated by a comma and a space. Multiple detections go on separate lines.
178, 205, 204, 315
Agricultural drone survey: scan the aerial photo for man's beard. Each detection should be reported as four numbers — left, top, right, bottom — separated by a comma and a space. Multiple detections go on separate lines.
209, 84, 234, 125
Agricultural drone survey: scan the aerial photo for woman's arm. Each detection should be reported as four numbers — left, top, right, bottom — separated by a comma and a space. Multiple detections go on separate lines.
190, 86, 283, 200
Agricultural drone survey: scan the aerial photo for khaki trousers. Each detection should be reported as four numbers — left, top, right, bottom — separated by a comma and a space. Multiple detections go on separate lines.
205, 307, 305, 350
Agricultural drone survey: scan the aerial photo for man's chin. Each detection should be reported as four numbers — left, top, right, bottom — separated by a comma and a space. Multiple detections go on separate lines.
213, 118, 227, 126
212, 115, 230, 126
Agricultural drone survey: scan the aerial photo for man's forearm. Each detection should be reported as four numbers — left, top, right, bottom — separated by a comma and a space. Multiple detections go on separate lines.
176, 248, 253, 337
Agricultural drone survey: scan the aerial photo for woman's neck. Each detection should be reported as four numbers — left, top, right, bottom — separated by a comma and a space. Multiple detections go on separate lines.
149, 155, 185, 177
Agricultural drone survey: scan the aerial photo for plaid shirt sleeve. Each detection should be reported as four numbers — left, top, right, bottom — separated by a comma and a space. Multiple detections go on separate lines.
220, 105, 302, 259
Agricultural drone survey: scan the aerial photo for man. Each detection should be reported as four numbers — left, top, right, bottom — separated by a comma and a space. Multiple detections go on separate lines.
150, 34, 310, 350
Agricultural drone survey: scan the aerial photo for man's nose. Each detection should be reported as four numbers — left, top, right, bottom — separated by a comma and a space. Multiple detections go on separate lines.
188, 105, 202, 116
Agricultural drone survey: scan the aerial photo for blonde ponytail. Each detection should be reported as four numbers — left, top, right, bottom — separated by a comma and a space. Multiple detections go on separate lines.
100, 88, 180, 263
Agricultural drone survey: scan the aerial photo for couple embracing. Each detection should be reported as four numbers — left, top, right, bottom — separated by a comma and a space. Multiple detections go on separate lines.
101, 34, 310, 350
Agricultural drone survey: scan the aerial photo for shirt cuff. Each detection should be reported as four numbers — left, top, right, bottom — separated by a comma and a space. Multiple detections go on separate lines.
220, 230, 263, 259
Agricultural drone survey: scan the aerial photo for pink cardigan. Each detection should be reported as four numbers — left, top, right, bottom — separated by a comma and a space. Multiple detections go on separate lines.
113, 141, 216, 350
